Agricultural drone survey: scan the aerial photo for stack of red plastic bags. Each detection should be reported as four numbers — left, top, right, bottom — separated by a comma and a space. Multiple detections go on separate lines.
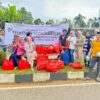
36, 55, 64, 72
69, 62, 83, 69
36, 44, 61, 55
2, 58, 30, 70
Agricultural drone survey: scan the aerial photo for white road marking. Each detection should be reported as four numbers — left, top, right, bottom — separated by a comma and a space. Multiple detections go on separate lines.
0, 82, 100, 90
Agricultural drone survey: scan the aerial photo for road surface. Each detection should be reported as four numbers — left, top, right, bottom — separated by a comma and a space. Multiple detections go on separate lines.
0, 80, 100, 100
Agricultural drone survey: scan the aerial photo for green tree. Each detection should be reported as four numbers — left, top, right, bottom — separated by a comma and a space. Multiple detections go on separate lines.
34, 18, 44, 25
60, 18, 72, 27
46, 19, 54, 25
87, 18, 94, 28
0, 5, 17, 28
74, 14, 86, 28
0, 5, 33, 28
17, 7, 33, 24
93, 17, 99, 27
87, 18, 99, 28
4, 5, 17, 22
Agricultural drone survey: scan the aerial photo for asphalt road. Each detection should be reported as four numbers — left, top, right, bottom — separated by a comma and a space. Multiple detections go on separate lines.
0, 80, 100, 100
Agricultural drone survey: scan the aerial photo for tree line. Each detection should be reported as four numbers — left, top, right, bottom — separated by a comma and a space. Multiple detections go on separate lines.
0, 3, 100, 29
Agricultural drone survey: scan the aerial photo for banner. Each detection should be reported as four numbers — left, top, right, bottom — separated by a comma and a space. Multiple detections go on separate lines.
5, 23, 69, 45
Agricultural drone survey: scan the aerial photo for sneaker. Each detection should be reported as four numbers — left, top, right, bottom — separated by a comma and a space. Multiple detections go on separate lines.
96, 77, 100, 82
84, 77, 91, 80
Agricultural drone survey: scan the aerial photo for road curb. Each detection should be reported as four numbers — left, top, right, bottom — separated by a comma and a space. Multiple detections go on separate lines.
67, 71, 84, 79
50, 72, 67, 80
33, 73, 50, 82
0, 71, 95, 83
15, 74, 33, 83
0, 74, 15, 83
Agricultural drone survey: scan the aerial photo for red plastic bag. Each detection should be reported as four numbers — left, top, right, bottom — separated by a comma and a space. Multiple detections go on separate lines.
45, 60, 58, 72
36, 46, 43, 54
48, 45, 54, 54
2, 59, 14, 70
36, 55, 48, 62
42, 47, 48, 55
52, 44, 60, 54
18, 60, 30, 70
57, 60, 64, 69
36, 55, 48, 70
45, 60, 64, 72
36, 46, 48, 55
37, 61, 47, 70
69, 62, 83, 69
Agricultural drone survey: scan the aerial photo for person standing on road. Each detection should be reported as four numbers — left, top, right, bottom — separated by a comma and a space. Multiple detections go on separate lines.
86, 31, 100, 82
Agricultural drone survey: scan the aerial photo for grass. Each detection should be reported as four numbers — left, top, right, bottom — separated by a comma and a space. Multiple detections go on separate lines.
0, 66, 88, 74
0, 50, 89, 74
59, 66, 88, 73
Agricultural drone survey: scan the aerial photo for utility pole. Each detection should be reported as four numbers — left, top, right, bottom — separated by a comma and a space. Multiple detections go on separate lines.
99, 9, 100, 29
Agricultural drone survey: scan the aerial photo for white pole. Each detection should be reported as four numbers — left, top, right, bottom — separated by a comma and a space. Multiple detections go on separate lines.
99, 9, 100, 29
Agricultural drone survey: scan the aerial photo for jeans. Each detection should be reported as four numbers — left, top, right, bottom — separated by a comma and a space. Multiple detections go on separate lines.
88, 57, 100, 78
84, 52, 90, 66
10, 53, 21, 67
60, 50, 70, 64
69, 49, 74, 63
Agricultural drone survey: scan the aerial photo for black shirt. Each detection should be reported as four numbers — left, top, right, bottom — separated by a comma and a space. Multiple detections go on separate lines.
59, 35, 68, 47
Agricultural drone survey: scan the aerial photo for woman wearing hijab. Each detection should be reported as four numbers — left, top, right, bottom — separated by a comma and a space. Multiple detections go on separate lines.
75, 31, 85, 64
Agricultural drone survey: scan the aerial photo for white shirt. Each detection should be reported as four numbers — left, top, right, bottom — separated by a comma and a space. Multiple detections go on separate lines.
68, 36, 77, 49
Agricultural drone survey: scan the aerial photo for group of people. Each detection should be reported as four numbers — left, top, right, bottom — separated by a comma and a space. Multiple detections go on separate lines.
0, 28, 100, 81
59, 29, 85, 64
0, 30, 37, 70
59, 29, 100, 81
10, 33, 37, 70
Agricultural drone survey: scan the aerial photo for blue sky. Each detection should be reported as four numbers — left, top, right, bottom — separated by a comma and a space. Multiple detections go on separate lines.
0, 0, 100, 21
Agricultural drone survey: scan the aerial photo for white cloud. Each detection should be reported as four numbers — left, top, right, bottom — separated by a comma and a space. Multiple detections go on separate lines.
0, 0, 100, 21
